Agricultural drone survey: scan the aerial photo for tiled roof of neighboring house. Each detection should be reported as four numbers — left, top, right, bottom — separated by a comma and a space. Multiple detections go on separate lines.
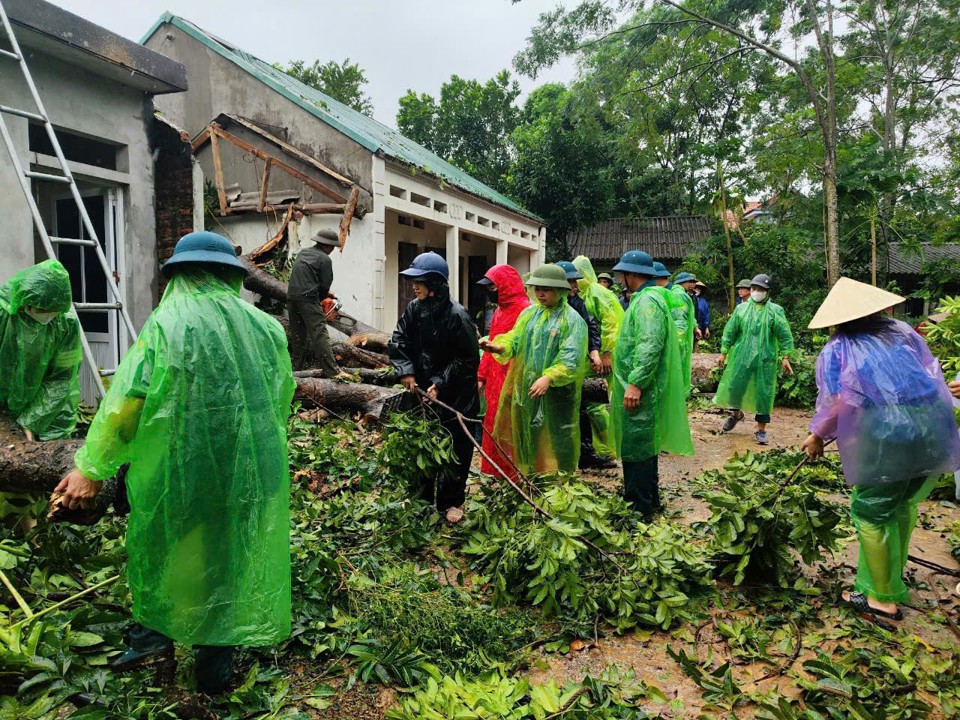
567, 216, 712, 262
141, 13, 539, 221
888, 243, 960, 275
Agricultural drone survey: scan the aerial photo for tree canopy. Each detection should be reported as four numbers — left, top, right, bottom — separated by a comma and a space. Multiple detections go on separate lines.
276, 58, 374, 116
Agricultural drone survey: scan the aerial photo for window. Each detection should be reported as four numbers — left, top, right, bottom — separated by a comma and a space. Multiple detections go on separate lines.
29, 124, 119, 170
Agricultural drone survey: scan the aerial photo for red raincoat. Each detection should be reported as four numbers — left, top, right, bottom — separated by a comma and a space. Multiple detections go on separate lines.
478, 264, 530, 475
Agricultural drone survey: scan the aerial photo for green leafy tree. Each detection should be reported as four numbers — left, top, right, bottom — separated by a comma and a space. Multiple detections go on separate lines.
276, 58, 374, 116
397, 71, 521, 191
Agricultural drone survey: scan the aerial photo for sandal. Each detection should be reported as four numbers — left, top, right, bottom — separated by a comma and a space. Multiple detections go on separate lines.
842, 591, 903, 621
721, 411, 744, 433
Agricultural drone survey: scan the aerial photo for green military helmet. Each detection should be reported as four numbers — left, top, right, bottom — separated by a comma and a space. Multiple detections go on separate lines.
525, 264, 573, 289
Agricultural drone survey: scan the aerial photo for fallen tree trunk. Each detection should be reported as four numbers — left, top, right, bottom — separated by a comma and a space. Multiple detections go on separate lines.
0, 417, 81, 494
581, 377, 609, 405
294, 377, 412, 421
345, 331, 391, 354
692, 353, 721, 392
295, 368, 399, 385
332, 342, 390, 369
241, 257, 288, 301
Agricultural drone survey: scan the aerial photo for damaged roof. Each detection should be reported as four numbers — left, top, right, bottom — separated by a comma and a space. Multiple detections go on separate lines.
5, 0, 186, 94
141, 13, 540, 222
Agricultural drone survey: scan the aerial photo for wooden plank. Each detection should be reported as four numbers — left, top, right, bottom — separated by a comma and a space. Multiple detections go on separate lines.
257, 158, 273, 213
338, 185, 361, 250
208, 128, 229, 216
191, 125, 212, 152
211, 125, 348, 204
227, 202, 347, 215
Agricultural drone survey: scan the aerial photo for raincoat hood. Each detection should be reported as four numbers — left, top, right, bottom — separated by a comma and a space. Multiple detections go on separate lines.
4, 259, 73, 315
572, 255, 625, 354
573, 255, 599, 287
484, 265, 527, 308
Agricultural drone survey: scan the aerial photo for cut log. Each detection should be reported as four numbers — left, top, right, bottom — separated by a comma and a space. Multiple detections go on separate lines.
242, 257, 288, 301
295, 368, 399, 386
0, 416, 81, 493
345, 331, 391, 354
332, 342, 390, 369
581, 377, 609, 405
294, 377, 413, 421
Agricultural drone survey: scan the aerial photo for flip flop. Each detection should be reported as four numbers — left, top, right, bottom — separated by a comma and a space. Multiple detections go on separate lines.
842, 591, 903, 621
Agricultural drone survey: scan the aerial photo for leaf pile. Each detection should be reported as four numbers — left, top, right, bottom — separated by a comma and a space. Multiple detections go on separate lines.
694, 451, 849, 585
461, 474, 713, 631
387, 666, 664, 720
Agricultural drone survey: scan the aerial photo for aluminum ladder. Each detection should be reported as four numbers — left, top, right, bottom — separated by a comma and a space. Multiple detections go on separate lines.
0, 0, 136, 399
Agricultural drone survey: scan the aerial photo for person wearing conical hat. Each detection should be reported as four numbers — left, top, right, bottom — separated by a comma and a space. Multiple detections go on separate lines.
714, 273, 795, 445
801, 277, 960, 622
480, 264, 589, 475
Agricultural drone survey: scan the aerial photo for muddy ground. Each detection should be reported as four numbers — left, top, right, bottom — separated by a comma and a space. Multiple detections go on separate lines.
328, 405, 960, 718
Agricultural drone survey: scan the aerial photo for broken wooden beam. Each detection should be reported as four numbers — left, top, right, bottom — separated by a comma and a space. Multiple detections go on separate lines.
257, 158, 273, 213
208, 128, 229, 216
338, 186, 361, 250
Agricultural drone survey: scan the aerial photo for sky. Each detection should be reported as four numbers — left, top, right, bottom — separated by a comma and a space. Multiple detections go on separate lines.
48, 0, 579, 126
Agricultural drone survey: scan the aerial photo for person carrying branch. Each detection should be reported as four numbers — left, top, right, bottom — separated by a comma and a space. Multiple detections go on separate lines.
801, 278, 960, 622
390, 251, 479, 524
609, 251, 693, 519
476, 264, 530, 478
54, 232, 296, 694
715, 273, 795, 445
480, 264, 588, 475
287, 229, 342, 376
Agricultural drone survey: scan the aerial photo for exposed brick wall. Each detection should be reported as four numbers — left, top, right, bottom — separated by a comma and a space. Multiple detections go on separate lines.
151, 115, 194, 293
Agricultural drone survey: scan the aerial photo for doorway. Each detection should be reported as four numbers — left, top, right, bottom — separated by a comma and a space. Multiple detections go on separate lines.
52, 187, 126, 401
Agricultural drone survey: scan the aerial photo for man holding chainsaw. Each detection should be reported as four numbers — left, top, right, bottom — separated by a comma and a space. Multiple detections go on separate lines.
288, 229, 342, 375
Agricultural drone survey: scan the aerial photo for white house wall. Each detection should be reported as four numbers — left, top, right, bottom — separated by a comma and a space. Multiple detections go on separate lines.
0, 48, 161, 329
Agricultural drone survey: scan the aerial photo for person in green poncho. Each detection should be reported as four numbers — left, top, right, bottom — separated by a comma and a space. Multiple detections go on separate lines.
480, 264, 588, 475
53, 232, 296, 694
609, 251, 694, 518
0, 259, 82, 442
715, 273, 794, 445
655, 265, 695, 393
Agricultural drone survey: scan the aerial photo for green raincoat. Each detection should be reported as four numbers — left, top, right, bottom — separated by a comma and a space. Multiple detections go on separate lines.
610, 285, 693, 462
572, 256, 624, 354
714, 299, 794, 416
667, 285, 696, 391
572, 256, 623, 457
74, 269, 296, 647
0, 260, 81, 440
493, 295, 588, 474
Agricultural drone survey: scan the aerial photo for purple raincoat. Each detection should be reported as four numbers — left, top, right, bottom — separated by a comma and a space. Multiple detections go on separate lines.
810, 316, 960, 487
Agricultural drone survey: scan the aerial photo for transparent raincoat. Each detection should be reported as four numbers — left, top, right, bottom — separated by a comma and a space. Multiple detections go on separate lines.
610, 286, 693, 461
477, 265, 530, 475
810, 316, 960, 602
667, 285, 696, 390
492, 295, 588, 474
0, 260, 81, 440
714, 299, 794, 415
74, 268, 296, 646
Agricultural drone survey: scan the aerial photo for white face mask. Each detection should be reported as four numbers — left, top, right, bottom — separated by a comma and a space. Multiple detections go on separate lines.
750, 290, 768, 303
24, 308, 58, 325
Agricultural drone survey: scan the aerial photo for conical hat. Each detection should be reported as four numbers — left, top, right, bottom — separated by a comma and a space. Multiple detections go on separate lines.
807, 277, 905, 329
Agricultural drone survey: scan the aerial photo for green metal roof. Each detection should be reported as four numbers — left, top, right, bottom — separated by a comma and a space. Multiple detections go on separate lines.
142, 13, 540, 222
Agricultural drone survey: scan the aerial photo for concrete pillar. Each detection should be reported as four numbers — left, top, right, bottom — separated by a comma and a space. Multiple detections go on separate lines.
446, 225, 460, 302
496, 238, 508, 265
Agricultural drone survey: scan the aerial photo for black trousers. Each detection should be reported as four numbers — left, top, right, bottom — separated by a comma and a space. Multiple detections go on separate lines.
419, 416, 474, 511
622, 456, 661, 517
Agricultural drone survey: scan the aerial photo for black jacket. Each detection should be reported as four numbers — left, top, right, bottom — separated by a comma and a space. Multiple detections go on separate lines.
389, 285, 480, 416
568, 293, 602, 354
288, 246, 333, 301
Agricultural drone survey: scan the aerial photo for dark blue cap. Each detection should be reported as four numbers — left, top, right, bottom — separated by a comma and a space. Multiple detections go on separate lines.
652, 261, 672, 278
674, 272, 698, 284
161, 231, 248, 277
612, 250, 657, 276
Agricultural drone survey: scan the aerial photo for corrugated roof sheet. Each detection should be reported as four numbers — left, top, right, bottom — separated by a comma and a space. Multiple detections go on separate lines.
141, 14, 539, 221
888, 243, 960, 275
567, 216, 712, 262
